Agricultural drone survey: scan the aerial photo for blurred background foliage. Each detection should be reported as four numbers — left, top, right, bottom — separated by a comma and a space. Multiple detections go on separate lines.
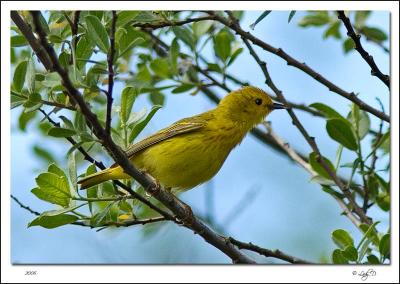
11, 10, 390, 264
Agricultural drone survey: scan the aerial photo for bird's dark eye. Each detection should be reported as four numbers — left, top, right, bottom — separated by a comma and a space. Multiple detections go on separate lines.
255, 98, 262, 105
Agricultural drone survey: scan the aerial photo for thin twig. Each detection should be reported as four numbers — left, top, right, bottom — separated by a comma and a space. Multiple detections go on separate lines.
337, 11, 390, 88
132, 15, 214, 29
105, 11, 117, 135
228, 237, 315, 264
206, 11, 389, 123
29, 11, 255, 264
227, 12, 371, 225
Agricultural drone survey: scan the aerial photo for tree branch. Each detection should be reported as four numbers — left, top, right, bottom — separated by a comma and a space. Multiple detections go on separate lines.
10, 11, 54, 71
337, 11, 390, 88
132, 15, 214, 29
206, 11, 389, 123
29, 10, 255, 264
226, 12, 371, 225
227, 237, 315, 264
105, 11, 117, 135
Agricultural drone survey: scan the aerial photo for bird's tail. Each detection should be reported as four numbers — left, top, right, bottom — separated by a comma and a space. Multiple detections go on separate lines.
78, 168, 115, 189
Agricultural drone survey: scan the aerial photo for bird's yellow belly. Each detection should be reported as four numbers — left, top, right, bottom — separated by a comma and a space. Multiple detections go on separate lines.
131, 133, 231, 191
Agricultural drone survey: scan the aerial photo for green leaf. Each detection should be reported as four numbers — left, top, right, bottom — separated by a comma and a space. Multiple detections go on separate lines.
348, 105, 370, 140
310, 176, 336, 186
249, 11, 271, 30
298, 13, 330, 27
310, 102, 343, 119
33, 145, 56, 163
48, 34, 64, 44
169, 38, 180, 74
11, 92, 27, 109
149, 92, 165, 106
192, 20, 213, 38
32, 172, 71, 207
59, 115, 74, 129
323, 21, 341, 39
379, 234, 390, 259
343, 38, 356, 53
18, 110, 36, 131
26, 58, 36, 94
355, 11, 371, 28
321, 185, 345, 199
150, 58, 170, 78
367, 254, 380, 264
288, 11, 296, 23
214, 30, 231, 62
85, 15, 110, 53
171, 84, 195, 94
342, 245, 358, 261
48, 127, 77, 138
129, 105, 162, 143
360, 26, 387, 42
133, 11, 160, 23
227, 47, 243, 66
13, 60, 28, 92
28, 214, 78, 229
41, 204, 86, 217
332, 249, 348, 264
309, 152, 336, 180
332, 229, 354, 249
172, 26, 195, 50
376, 193, 390, 211
92, 202, 114, 226
120, 86, 137, 125
358, 222, 380, 248
11, 35, 28, 47
68, 151, 77, 193
116, 11, 140, 27
326, 118, 358, 151
76, 35, 95, 70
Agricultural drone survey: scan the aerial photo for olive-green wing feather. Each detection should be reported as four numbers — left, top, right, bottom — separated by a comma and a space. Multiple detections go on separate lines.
123, 116, 207, 159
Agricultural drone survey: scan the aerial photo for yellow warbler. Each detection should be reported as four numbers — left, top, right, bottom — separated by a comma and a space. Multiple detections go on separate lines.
78, 86, 286, 191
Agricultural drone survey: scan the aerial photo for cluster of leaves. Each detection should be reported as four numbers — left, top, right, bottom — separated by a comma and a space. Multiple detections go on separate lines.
297, 11, 388, 53
331, 225, 390, 264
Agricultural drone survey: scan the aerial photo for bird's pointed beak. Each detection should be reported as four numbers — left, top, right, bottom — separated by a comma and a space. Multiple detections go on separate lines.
272, 102, 288, 110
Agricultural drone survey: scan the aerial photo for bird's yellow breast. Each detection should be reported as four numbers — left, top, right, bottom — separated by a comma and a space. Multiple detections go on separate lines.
130, 119, 247, 191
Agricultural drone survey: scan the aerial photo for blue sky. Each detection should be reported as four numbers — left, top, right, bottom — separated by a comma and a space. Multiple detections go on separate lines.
11, 10, 390, 263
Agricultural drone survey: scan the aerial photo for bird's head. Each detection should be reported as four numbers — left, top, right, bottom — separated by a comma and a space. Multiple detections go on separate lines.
217, 86, 287, 127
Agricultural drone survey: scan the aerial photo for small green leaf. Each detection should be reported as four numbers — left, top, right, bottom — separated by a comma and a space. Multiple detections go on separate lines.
172, 26, 195, 50
48, 127, 77, 138
171, 84, 195, 94
342, 245, 358, 261
355, 11, 371, 28
11, 92, 27, 109
249, 11, 271, 30
326, 118, 358, 151
332, 229, 354, 249
192, 20, 213, 38
150, 58, 170, 78
310, 102, 343, 119
26, 58, 36, 94
214, 30, 231, 62
68, 151, 77, 193
85, 15, 110, 53
92, 202, 114, 226
332, 249, 348, 264
323, 21, 341, 39
227, 47, 243, 66
32, 172, 71, 207
169, 38, 180, 73
13, 60, 28, 92
11, 35, 28, 47
348, 105, 370, 140
120, 86, 137, 125
116, 11, 140, 27
28, 214, 78, 229
367, 254, 380, 264
379, 233, 390, 259
309, 152, 336, 180
288, 11, 296, 23
298, 13, 330, 27
376, 193, 390, 211
149, 92, 165, 106
343, 38, 356, 53
129, 105, 162, 143
359, 222, 380, 248
33, 145, 56, 163
360, 26, 387, 42
76, 35, 95, 70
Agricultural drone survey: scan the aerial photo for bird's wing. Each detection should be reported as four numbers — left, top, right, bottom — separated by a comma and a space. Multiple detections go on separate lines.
121, 116, 207, 162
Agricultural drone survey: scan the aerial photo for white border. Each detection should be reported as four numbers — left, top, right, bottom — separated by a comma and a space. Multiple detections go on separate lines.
1, 1, 399, 283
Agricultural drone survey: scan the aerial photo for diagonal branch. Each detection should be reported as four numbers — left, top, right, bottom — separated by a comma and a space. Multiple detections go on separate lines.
226, 12, 372, 225
207, 11, 389, 123
132, 15, 214, 29
105, 11, 117, 135
337, 11, 390, 88
29, 10, 255, 264
227, 237, 315, 264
